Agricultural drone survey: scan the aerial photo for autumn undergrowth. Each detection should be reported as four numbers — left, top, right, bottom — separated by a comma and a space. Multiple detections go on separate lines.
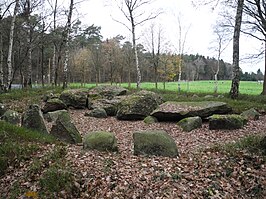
0, 121, 56, 175
0, 121, 77, 198
37, 146, 78, 198
0, 86, 63, 112
212, 134, 266, 156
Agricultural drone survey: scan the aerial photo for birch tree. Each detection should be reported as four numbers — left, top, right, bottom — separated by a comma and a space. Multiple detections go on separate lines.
144, 23, 162, 89
176, 16, 190, 93
0, 1, 14, 89
211, 25, 230, 93
6, 0, 19, 90
229, 0, 245, 98
23, 0, 33, 88
114, 0, 160, 89
241, 0, 266, 95
48, 0, 58, 86
193, 0, 244, 98
62, 0, 74, 89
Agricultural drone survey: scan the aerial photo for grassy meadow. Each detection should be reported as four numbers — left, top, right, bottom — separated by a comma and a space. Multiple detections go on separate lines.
70, 80, 263, 95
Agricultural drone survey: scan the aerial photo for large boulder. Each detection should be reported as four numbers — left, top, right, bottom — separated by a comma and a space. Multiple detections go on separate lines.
83, 131, 118, 152
133, 130, 178, 157
241, 108, 260, 121
50, 111, 82, 144
116, 90, 163, 120
85, 108, 107, 118
177, 116, 202, 132
91, 97, 124, 116
42, 98, 67, 114
89, 85, 128, 100
1, 110, 20, 125
42, 92, 59, 102
59, 89, 90, 109
44, 110, 69, 123
209, 114, 246, 130
22, 104, 49, 134
151, 101, 232, 122
0, 103, 7, 117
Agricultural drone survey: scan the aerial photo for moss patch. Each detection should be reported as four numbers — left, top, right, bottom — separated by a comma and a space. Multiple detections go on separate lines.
83, 131, 118, 152
133, 130, 178, 157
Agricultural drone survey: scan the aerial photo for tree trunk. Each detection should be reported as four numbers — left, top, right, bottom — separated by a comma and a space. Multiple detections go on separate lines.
62, 0, 74, 89
214, 73, 218, 93
128, 69, 131, 88
177, 57, 182, 93
155, 66, 158, 90
48, 58, 51, 84
230, 0, 244, 99
22, 0, 33, 89
41, 38, 44, 87
0, 19, 3, 89
214, 55, 220, 94
132, 25, 141, 89
52, 0, 57, 86
6, 0, 19, 90
262, 40, 266, 94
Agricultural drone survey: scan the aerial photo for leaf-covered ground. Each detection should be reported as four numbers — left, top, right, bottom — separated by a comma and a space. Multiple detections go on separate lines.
1, 109, 266, 198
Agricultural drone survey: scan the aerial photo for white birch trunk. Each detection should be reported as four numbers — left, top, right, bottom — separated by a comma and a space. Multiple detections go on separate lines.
26, 28, 32, 87
230, 0, 244, 99
52, 0, 57, 86
0, 22, 3, 88
132, 26, 141, 89
63, 0, 74, 89
48, 58, 51, 84
6, 0, 19, 90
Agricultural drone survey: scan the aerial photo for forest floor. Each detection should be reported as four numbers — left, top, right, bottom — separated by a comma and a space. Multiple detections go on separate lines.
1, 109, 266, 198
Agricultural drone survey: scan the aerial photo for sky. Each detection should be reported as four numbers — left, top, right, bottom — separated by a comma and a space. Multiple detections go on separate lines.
70, 0, 263, 73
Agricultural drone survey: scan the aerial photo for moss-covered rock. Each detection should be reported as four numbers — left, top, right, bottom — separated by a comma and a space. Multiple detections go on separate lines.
116, 90, 163, 120
143, 116, 158, 124
42, 98, 67, 113
44, 110, 69, 123
177, 116, 202, 132
22, 104, 49, 134
89, 85, 128, 100
91, 97, 124, 116
85, 108, 107, 118
42, 92, 59, 102
241, 108, 260, 121
133, 130, 178, 157
1, 110, 20, 125
83, 131, 118, 152
50, 112, 82, 144
0, 103, 7, 117
151, 101, 232, 122
209, 114, 246, 130
60, 89, 89, 109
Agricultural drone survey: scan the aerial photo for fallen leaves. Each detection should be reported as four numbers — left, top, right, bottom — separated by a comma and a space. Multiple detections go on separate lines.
1, 109, 266, 198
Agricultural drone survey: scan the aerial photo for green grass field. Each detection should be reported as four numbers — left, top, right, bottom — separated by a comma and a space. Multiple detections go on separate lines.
70, 80, 263, 95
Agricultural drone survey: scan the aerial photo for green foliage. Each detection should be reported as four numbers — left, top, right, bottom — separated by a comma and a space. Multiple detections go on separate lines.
213, 135, 266, 155
0, 121, 56, 175
39, 164, 74, 195
0, 87, 63, 102
0, 121, 55, 143
0, 141, 39, 175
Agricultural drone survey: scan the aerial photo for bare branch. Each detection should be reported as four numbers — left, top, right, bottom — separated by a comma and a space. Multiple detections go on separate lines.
112, 16, 131, 31
135, 11, 162, 26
